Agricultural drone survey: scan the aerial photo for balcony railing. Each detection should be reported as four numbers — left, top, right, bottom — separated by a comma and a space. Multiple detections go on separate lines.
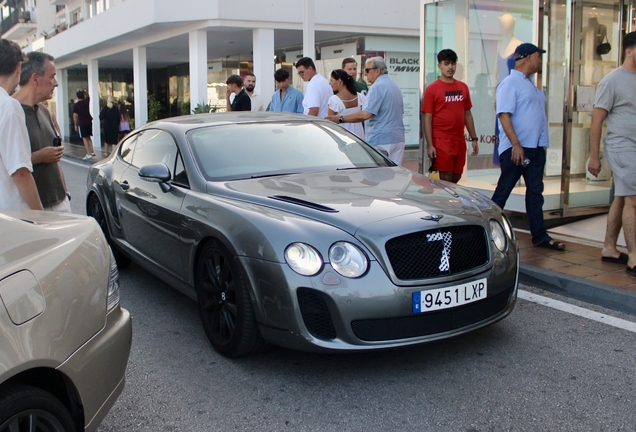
1, 9, 36, 35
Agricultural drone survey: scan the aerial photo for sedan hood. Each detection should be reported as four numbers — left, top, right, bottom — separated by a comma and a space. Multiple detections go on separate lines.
213, 167, 496, 235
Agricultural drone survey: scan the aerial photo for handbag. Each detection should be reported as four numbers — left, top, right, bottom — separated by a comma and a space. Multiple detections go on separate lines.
596, 35, 611, 55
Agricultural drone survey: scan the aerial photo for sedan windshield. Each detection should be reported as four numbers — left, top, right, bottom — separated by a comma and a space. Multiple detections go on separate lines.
187, 121, 392, 181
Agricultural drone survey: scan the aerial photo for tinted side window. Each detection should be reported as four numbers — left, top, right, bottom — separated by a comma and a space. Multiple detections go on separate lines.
119, 133, 138, 164
130, 130, 178, 170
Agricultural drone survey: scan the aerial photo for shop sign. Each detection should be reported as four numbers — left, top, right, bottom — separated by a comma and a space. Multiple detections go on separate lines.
387, 52, 420, 146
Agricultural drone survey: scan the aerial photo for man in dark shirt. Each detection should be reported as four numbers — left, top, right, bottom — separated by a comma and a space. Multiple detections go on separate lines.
73, 88, 94, 159
13, 51, 70, 212
225, 74, 251, 111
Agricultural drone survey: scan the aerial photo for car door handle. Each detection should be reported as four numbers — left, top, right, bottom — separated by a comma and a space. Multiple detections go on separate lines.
121, 180, 130, 191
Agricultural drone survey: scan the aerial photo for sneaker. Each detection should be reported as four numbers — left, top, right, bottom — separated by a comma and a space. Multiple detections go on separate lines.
91, 152, 96, 157
82, 154, 93, 160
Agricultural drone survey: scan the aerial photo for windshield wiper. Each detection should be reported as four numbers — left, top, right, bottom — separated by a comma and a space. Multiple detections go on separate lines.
250, 172, 298, 179
336, 166, 374, 171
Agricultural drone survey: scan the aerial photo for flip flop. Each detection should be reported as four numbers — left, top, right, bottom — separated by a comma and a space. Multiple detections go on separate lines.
534, 239, 566, 250
627, 265, 636, 277
601, 253, 629, 264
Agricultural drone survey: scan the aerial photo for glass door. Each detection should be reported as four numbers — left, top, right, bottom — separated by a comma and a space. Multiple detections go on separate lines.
561, 0, 623, 216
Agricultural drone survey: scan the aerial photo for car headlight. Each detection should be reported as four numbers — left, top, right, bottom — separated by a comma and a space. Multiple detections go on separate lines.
285, 243, 323, 276
501, 213, 514, 240
489, 220, 507, 252
329, 242, 368, 278
107, 247, 120, 311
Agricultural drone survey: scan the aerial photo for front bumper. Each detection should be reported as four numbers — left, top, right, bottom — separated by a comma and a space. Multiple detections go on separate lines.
240, 253, 518, 353
57, 305, 132, 432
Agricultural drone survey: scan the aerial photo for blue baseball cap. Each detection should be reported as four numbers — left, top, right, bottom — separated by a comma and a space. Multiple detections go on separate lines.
514, 43, 546, 60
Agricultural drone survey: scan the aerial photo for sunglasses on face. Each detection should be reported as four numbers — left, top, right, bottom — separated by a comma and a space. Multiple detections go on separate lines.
365, 67, 378, 73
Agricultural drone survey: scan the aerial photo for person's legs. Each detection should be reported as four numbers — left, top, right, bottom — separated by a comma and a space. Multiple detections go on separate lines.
522, 147, 551, 245
622, 195, 636, 271
433, 139, 457, 182
491, 148, 523, 209
602, 196, 625, 259
388, 141, 405, 165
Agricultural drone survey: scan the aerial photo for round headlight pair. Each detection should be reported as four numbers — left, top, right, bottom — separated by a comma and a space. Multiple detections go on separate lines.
489, 220, 507, 252
285, 242, 368, 278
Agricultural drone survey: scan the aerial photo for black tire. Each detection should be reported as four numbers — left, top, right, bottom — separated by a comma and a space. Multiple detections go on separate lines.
88, 193, 132, 268
196, 240, 270, 357
0, 384, 75, 432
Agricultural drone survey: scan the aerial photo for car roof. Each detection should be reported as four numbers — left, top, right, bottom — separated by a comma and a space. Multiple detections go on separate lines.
141, 112, 327, 134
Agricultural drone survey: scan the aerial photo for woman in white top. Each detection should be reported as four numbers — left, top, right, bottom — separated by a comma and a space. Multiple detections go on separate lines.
328, 69, 366, 139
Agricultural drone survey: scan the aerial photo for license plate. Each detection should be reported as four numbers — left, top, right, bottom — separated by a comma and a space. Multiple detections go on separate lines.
412, 278, 487, 313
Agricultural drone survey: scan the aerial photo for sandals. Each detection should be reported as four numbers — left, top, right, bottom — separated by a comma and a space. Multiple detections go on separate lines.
602, 253, 629, 264
534, 239, 566, 250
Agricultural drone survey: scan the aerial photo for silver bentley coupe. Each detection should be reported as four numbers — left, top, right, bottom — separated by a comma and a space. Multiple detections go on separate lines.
86, 112, 518, 357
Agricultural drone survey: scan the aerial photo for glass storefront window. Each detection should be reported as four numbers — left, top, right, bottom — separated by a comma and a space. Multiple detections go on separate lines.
423, 0, 533, 211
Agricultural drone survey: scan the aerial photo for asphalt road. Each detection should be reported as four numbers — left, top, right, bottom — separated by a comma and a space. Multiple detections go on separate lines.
63, 159, 636, 431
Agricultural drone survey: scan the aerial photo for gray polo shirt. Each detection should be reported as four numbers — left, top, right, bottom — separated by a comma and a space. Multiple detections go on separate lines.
364, 74, 405, 145
594, 66, 636, 151
22, 103, 67, 208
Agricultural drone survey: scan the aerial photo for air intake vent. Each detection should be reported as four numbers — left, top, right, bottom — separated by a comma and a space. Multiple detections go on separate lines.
269, 196, 338, 213
297, 288, 337, 340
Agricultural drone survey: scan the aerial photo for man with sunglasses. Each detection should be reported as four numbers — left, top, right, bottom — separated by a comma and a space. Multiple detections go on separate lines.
327, 57, 405, 164
13, 52, 70, 212
295, 57, 332, 118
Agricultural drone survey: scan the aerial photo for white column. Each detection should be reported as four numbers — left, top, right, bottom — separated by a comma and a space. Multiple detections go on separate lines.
302, 0, 315, 59
87, 59, 101, 149
189, 30, 208, 113
56, 68, 69, 140
133, 46, 148, 127
252, 28, 275, 103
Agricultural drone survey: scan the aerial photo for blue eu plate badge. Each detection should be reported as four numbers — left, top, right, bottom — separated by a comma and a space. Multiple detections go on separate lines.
412, 292, 421, 313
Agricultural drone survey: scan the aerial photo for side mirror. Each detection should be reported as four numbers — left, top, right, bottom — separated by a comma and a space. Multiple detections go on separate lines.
139, 163, 172, 192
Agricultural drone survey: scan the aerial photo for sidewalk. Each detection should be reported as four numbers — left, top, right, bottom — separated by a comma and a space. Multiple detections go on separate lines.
63, 142, 636, 316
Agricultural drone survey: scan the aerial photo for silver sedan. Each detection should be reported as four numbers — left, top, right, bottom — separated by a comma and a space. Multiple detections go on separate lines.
86, 112, 518, 357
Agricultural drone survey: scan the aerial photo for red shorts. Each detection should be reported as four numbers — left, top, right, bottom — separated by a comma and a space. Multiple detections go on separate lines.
433, 138, 467, 175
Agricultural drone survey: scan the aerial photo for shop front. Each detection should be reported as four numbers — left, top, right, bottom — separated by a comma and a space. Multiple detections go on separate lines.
420, 0, 635, 217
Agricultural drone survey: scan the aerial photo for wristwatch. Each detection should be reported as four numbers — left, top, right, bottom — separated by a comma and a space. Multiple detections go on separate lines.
339, 116, 345, 124
470, 137, 478, 142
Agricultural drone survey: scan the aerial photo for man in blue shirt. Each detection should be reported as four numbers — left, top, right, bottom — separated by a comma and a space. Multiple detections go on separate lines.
492, 43, 565, 250
268, 69, 303, 113
326, 57, 405, 164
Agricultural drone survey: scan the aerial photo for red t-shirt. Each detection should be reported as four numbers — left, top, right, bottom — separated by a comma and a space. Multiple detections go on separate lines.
421, 79, 472, 141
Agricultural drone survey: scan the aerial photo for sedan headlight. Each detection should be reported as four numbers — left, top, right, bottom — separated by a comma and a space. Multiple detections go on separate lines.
329, 242, 368, 278
489, 220, 507, 252
107, 247, 120, 311
285, 243, 323, 276
501, 213, 514, 240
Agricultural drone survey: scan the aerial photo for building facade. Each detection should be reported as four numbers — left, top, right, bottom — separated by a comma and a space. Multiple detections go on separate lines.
2, 0, 635, 216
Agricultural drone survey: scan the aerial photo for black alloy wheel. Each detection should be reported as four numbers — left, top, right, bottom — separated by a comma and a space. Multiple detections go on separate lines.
0, 384, 75, 432
88, 193, 131, 267
196, 240, 269, 357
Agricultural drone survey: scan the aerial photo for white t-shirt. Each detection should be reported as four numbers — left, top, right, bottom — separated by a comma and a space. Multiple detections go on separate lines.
328, 93, 367, 139
0, 87, 33, 210
250, 93, 266, 112
303, 73, 332, 118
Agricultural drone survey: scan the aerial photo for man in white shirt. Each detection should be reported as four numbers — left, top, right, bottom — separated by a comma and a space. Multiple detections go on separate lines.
0, 39, 43, 210
295, 57, 332, 118
244, 73, 266, 111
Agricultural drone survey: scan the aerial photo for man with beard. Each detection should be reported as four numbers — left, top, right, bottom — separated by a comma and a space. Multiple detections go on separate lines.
244, 73, 266, 111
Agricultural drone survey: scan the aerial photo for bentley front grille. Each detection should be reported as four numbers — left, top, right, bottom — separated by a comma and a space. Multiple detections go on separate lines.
385, 225, 489, 280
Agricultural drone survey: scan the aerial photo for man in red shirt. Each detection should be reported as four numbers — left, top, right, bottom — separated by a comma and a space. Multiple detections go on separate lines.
422, 49, 478, 183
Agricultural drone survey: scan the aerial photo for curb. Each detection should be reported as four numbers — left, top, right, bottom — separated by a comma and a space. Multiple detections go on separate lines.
519, 263, 636, 317
62, 153, 100, 165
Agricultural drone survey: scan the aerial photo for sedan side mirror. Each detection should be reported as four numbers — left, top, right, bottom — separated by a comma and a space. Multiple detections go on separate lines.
139, 163, 172, 192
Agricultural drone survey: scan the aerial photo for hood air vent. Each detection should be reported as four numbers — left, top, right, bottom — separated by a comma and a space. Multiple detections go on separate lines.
268, 195, 339, 213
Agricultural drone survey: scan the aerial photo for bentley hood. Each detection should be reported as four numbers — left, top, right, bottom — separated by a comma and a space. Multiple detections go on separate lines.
213, 167, 499, 235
